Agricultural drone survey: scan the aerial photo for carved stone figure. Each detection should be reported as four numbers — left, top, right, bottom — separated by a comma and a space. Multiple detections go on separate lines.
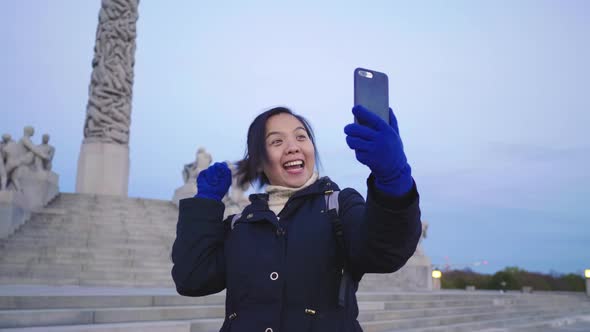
227, 161, 249, 203
82, 0, 139, 145
415, 221, 429, 256
3, 127, 50, 191
0, 134, 11, 151
222, 161, 250, 217
36, 134, 55, 171
3, 135, 23, 192
0, 134, 9, 190
0, 157, 5, 191
182, 147, 212, 184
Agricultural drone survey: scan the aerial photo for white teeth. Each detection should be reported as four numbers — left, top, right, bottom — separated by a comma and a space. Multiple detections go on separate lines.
283, 160, 303, 167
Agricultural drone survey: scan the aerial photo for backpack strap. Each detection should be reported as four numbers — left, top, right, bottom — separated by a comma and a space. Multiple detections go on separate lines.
324, 190, 355, 308
230, 214, 241, 230
324, 190, 340, 214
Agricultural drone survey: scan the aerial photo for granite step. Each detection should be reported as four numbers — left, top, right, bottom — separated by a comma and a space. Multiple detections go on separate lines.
0, 302, 556, 329
12, 223, 174, 232
0, 278, 174, 288
0, 293, 226, 310
1, 293, 584, 329
0, 320, 191, 332
0, 263, 171, 274
1, 307, 586, 332
362, 305, 590, 332
389, 307, 590, 331
0, 245, 173, 256
0, 256, 172, 268
0, 304, 225, 328
1, 237, 173, 246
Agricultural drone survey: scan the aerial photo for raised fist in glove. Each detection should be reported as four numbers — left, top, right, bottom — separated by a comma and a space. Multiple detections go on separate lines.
344, 105, 413, 197
195, 162, 232, 201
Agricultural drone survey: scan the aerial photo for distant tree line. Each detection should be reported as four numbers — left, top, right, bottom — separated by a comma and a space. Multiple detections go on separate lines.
441, 266, 585, 292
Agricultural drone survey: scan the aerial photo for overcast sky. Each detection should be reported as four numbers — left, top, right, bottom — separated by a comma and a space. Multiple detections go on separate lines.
1, 0, 589, 275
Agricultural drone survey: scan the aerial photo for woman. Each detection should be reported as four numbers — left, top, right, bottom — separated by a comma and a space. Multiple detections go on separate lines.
171, 105, 422, 332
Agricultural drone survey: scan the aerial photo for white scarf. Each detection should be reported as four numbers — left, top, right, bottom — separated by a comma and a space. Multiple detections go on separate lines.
265, 172, 319, 216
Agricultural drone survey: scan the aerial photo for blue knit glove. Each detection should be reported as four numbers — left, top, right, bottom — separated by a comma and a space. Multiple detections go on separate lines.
344, 105, 413, 197
194, 162, 232, 201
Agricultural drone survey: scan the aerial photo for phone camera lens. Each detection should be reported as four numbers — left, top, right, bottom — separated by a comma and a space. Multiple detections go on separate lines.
358, 70, 373, 79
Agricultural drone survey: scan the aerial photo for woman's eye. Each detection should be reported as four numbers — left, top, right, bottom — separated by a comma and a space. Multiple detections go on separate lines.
297, 135, 307, 140
271, 139, 282, 145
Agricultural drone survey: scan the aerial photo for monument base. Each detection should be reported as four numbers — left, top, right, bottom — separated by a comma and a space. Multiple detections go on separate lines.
0, 191, 30, 239
0, 170, 59, 239
19, 170, 59, 210
359, 254, 433, 291
76, 142, 129, 196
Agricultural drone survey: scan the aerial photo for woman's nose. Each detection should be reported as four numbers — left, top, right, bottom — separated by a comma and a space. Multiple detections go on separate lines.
285, 139, 300, 154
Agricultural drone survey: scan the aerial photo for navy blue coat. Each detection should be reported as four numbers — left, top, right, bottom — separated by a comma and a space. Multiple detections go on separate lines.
171, 176, 421, 332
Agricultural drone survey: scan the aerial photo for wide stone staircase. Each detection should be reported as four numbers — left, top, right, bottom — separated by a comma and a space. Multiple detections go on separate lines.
0, 193, 177, 287
0, 288, 589, 331
1, 193, 589, 331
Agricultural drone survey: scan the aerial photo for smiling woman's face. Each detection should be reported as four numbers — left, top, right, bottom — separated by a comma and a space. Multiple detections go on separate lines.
262, 113, 316, 188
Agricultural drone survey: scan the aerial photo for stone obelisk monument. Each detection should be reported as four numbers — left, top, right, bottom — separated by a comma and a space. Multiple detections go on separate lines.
76, 0, 139, 196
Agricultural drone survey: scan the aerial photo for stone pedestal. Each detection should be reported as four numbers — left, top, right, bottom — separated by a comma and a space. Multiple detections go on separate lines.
0, 191, 30, 239
76, 142, 129, 196
172, 183, 197, 207
19, 170, 59, 211
0, 170, 59, 239
359, 254, 433, 291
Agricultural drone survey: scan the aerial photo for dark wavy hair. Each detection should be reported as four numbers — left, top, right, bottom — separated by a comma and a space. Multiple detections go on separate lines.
236, 107, 320, 188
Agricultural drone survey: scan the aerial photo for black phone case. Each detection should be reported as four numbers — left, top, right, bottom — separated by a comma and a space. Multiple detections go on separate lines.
354, 67, 389, 125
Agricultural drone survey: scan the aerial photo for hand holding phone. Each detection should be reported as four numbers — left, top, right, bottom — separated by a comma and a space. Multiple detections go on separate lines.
354, 68, 389, 125
346, 68, 413, 196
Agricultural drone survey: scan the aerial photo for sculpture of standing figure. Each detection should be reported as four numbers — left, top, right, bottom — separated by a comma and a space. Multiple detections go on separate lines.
0, 134, 10, 152
182, 147, 212, 184
0, 134, 10, 190
36, 134, 55, 171
222, 161, 251, 217
226, 161, 250, 204
415, 221, 429, 256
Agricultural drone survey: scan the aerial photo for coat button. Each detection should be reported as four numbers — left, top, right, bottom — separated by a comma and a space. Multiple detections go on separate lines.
270, 272, 279, 281
265, 329, 273, 332
246, 213, 253, 219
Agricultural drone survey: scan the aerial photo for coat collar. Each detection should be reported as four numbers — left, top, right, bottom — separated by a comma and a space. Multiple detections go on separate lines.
239, 177, 340, 226
248, 176, 340, 205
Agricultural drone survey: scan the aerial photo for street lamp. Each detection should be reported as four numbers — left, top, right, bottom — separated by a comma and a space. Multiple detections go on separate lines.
432, 270, 442, 279
432, 269, 442, 290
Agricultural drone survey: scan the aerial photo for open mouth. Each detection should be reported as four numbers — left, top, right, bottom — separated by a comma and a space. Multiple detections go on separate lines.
283, 159, 305, 173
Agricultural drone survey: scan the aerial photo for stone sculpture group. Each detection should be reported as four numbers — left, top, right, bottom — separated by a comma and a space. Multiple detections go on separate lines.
0, 126, 59, 239
0, 127, 55, 192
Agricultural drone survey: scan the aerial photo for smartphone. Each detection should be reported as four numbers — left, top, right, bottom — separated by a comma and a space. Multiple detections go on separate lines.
353, 67, 389, 125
